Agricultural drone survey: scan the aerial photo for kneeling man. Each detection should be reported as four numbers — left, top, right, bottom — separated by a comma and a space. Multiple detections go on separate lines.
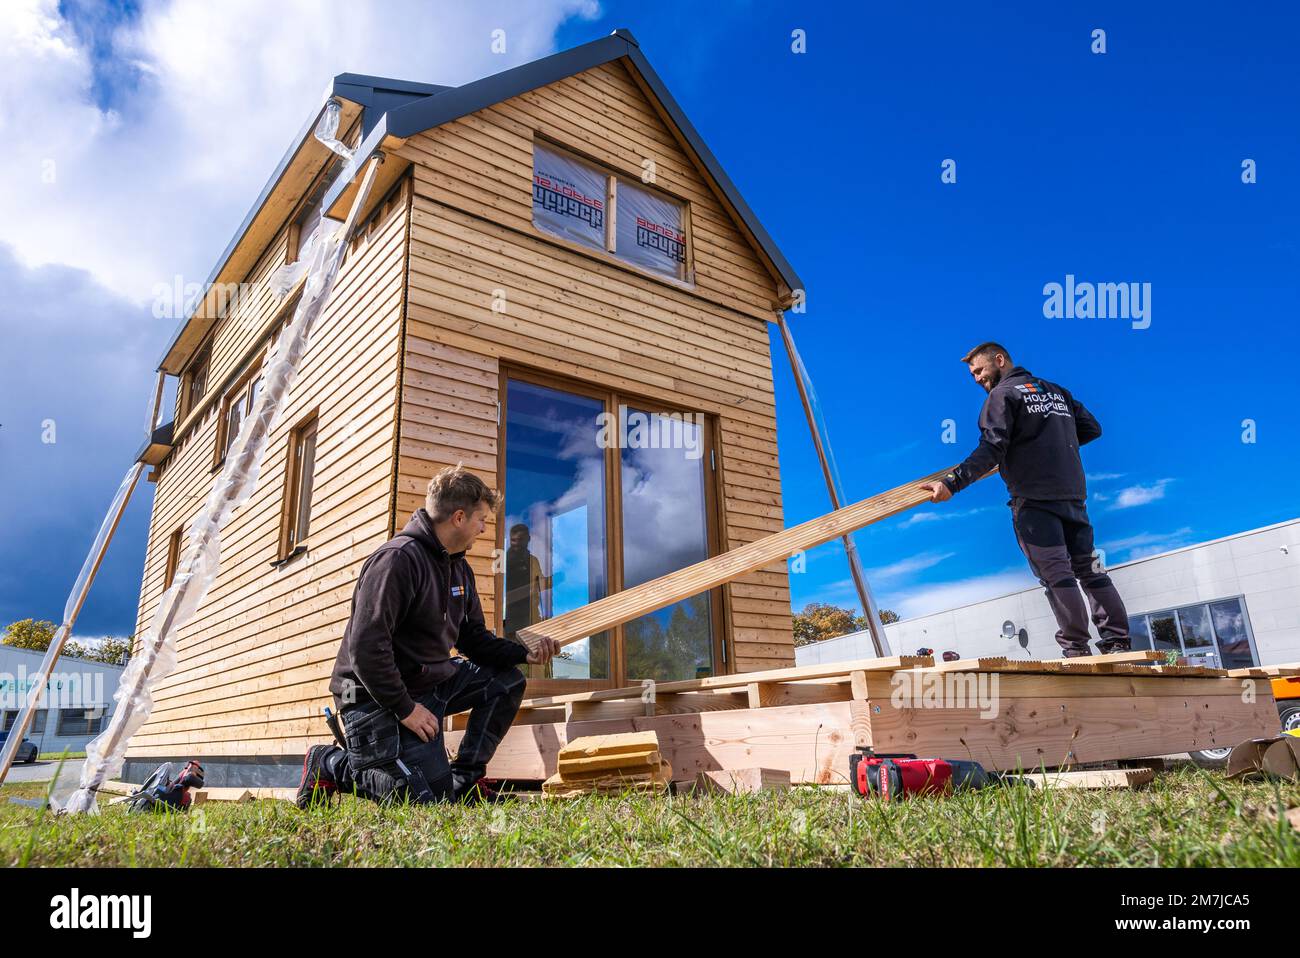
297, 465, 559, 807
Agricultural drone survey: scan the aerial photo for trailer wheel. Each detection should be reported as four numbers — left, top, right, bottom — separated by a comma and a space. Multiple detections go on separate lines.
1188, 747, 1232, 769
1279, 704, 1300, 735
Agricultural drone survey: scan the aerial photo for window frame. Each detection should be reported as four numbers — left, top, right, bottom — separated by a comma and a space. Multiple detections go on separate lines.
56, 708, 105, 737
495, 364, 725, 694
278, 411, 320, 561
530, 136, 695, 287
1128, 595, 1260, 668
213, 364, 265, 469
164, 526, 183, 589
178, 337, 213, 420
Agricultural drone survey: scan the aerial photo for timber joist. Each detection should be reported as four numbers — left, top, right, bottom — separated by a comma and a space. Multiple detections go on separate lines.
445, 651, 1284, 743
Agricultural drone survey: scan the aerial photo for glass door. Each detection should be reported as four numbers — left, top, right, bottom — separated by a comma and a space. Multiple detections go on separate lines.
498, 372, 722, 689
500, 378, 612, 689
617, 406, 717, 681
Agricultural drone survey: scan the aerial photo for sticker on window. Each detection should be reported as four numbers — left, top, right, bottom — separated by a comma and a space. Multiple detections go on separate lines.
616, 179, 686, 278
533, 143, 605, 251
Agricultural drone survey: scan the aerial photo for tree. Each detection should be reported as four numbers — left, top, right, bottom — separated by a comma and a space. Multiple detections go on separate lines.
2, 619, 58, 651
1, 620, 132, 664
794, 605, 902, 647
793, 603, 859, 647
83, 636, 132, 665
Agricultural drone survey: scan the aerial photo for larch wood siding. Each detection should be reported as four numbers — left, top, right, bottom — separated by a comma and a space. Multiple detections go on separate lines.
126, 191, 410, 758
393, 59, 794, 673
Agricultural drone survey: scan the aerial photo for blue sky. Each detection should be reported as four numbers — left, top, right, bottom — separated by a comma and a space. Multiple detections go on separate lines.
2, 1, 1296, 638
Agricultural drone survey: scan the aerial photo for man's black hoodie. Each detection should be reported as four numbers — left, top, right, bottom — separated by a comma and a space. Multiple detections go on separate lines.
329, 509, 529, 720
943, 366, 1102, 501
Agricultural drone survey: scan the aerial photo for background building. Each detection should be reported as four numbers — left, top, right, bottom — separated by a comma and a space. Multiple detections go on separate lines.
798, 518, 1300, 669
0, 644, 125, 756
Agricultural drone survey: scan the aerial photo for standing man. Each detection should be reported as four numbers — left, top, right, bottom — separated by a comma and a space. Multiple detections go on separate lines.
296, 465, 560, 808
921, 343, 1131, 658
503, 522, 555, 677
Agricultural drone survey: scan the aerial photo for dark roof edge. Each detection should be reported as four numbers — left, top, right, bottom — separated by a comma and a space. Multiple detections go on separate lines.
382, 28, 802, 295
618, 41, 803, 294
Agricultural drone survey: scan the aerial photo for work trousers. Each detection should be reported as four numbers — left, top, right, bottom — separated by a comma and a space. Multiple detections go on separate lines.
1010, 498, 1130, 657
325, 657, 526, 804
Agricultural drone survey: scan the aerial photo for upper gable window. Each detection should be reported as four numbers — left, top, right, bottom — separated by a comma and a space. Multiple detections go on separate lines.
532, 141, 690, 283
615, 178, 687, 279
532, 142, 607, 252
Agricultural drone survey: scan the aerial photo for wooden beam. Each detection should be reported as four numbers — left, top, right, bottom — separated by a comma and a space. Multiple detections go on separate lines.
1011, 768, 1156, 790
516, 655, 930, 711
517, 466, 973, 650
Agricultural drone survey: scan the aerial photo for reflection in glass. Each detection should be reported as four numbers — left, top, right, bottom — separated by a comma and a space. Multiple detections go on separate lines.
1210, 599, 1255, 671
1177, 605, 1214, 649
1129, 615, 1151, 651
619, 407, 713, 681
1149, 613, 1180, 654
502, 380, 609, 680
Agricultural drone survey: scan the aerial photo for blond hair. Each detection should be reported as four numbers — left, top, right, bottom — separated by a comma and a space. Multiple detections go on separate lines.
425, 463, 498, 521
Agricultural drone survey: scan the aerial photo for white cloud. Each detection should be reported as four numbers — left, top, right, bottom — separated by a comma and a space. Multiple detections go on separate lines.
0, 0, 601, 301
896, 506, 992, 529
1109, 478, 1174, 510
1086, 472, 1125, 482
888, 568, 1037, 620
866, 551, 955, 583
1099, 527, 1195, 561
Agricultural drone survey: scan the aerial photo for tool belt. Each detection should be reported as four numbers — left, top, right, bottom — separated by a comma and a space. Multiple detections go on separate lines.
339, 702, 436, 803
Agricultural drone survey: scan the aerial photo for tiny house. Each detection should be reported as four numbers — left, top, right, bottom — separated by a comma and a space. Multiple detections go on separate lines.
127, 30, 804, 785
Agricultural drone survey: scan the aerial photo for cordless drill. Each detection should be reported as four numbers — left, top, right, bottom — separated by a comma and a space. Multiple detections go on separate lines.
850, 749, 992, 800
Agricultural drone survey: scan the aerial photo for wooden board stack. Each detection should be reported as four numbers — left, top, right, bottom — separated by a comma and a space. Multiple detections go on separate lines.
541, 732, 673, 798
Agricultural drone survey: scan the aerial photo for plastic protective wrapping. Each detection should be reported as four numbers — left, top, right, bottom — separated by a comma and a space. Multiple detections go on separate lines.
52, 114, 378, 814
614, 178, 687, 279
532, 142, 606, 251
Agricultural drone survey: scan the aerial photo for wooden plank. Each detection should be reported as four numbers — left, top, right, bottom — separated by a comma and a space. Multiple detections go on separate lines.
1011, 768, 1156, 790
518, 467, 974, 652
558, 731, 660, 760
1229, 662, 1300, 677
517, 655, 930, 710
689, 768, 792, 794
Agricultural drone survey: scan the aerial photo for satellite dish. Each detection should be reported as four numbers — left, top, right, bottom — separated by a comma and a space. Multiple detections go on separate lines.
1001, 620, 1016, 639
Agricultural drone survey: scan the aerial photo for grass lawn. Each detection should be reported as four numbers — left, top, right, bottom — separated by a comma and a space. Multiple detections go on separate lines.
2, 765, 1298, 867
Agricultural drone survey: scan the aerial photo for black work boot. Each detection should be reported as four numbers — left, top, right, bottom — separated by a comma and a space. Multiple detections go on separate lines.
296, 745, 340, 809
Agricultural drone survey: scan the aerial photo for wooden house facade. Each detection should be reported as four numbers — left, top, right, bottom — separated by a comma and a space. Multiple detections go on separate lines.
126, 31, 804, 784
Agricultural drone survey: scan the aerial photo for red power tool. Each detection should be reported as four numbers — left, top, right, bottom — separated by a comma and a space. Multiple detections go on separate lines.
849, 749, 992, 801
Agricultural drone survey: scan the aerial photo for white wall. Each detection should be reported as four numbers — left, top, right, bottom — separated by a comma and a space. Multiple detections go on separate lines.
797, 518, 1300, 667
0, 644, 125, 754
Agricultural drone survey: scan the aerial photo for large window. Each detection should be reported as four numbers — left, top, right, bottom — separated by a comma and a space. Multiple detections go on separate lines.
280, 414, 319, 558
1129, 597, 1258, 670
56, 708, 105, 736
180, 339, 211, 419
164, 527, 183, 588
500, 374, 719, 688
215, 369, 264, 464
532, 140, 689, 282
3, 709, 48, 735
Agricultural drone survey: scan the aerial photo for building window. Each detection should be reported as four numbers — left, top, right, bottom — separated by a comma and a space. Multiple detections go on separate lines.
180, 340, 212, 419
532, 140, 689, 281
280, 414, 319, 557
3, 709, 48, 735
500, 372, 719, 687
165, 527, 183, 588
56, 709, 105, 736
215, 369, 264, 465
1129, 596, 1258, 670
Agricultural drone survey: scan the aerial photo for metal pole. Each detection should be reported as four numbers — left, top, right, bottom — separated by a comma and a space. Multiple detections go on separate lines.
776, 311, 890, 657
0, 369, 166, 784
